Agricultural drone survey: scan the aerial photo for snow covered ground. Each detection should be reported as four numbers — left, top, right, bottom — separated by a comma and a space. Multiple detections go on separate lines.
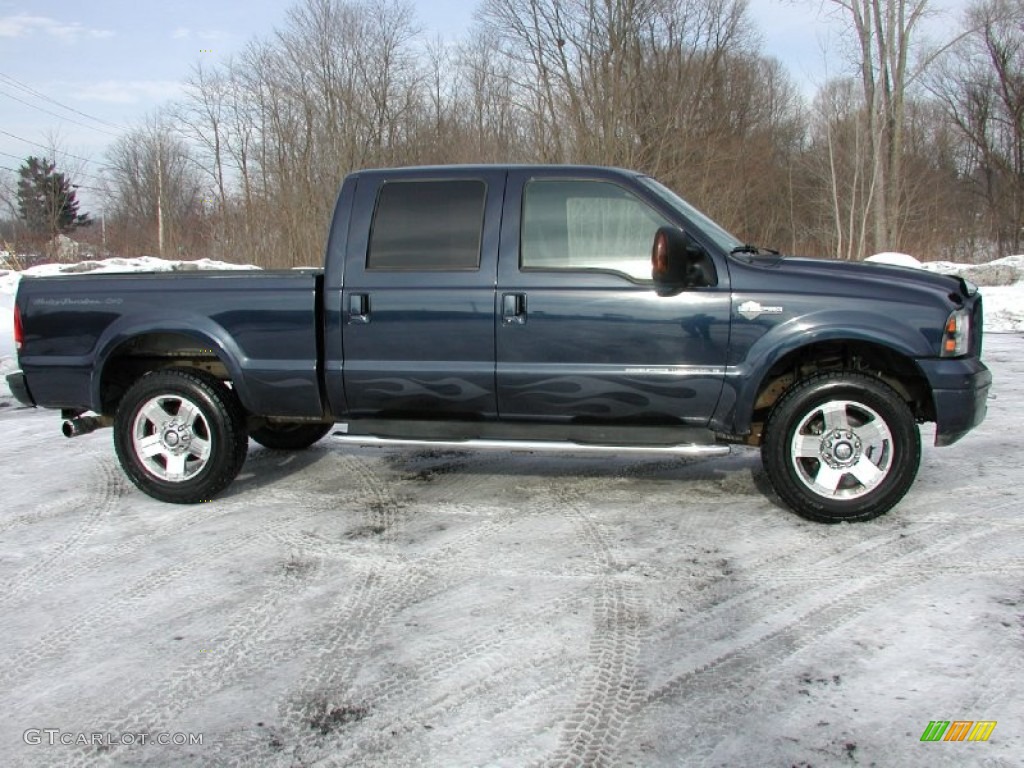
0, 336, 1020, 767
0, 254, 1021, 766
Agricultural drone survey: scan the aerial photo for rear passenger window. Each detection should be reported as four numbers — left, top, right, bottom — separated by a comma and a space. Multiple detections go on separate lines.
367, 180, 485, 270
521, 179, 669, 280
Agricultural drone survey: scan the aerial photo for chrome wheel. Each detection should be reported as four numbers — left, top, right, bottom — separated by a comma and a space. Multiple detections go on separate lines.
131, 394, 213, 482
789, 399, 894, 501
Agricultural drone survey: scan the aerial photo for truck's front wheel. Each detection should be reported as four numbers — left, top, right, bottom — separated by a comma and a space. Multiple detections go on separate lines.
762, 372, 921, 523
114, 368, 248, 504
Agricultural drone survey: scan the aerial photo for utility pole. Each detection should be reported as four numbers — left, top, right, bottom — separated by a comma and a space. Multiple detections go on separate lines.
156, 142, 165, 257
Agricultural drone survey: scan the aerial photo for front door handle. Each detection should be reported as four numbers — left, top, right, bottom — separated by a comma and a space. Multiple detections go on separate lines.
502, 293, 527, 325
348, 293, 369, 324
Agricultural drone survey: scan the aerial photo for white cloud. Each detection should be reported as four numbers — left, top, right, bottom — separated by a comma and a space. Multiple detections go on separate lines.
72, 80, 184, 105
0, 13, 113, 41
170, 26, 227, 43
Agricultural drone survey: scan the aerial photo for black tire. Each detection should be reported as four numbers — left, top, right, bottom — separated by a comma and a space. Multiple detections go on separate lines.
113, 368, 249, 504
249, 422, 332, 451
761, 371, 921, 523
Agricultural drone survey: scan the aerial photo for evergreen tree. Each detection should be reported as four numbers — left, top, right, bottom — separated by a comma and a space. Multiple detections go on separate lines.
16, 156, 91, 237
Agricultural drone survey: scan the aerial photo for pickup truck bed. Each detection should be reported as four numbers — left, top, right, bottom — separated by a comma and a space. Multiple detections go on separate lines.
14, 270, 324, 419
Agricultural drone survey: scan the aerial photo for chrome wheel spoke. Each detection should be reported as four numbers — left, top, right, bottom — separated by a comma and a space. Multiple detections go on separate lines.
856, 420, 885, 448
813, 464, 845, 494
820, 401, 849, 431
140, 400, 172, 428
190, 437, 211, 461
164, 452, 188, 481
794, 435, 821, 458
137, 434, 165, 459
177, 400, 200, 429
850, 456, 884, 490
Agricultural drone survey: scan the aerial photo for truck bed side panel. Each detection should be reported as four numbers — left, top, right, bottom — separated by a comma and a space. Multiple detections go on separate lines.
16, 271, 324, 418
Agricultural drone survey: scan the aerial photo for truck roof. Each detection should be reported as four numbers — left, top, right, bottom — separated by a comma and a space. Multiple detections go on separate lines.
349, 164, 643, 179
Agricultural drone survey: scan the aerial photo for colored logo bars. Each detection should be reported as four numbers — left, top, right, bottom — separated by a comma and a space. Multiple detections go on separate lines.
920, 721, 997, 742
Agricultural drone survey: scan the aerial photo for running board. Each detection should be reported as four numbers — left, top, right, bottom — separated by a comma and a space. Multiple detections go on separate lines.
328, 433, 731, 456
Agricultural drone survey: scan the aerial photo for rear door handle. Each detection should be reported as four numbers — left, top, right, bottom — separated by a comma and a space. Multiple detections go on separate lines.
502, 293, 527, 325
348, 293, 369, 324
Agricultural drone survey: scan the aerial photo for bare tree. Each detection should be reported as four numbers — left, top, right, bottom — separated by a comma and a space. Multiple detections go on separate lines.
818, 0, 935, 255
929, 0, 1024, 257
104, 116, 203, 257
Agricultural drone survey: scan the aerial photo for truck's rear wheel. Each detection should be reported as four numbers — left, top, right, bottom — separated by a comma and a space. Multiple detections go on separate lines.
114, 368, 248, 504
249, 422, 332, 450
762, 372, 920, 523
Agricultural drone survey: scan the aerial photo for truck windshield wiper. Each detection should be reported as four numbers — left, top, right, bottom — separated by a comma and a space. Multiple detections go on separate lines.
730, 244, 780, 256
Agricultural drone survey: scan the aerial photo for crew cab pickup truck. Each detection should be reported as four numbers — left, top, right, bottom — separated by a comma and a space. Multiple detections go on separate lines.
6, 165, 991, 522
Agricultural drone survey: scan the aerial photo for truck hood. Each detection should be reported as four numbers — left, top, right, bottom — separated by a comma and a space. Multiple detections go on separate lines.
729, 253, 972, 305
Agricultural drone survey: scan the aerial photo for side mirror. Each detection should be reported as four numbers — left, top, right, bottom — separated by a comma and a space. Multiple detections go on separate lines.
651, 226, 717, 294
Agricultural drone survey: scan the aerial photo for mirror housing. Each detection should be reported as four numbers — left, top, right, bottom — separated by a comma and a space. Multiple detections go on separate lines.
651, 226, 718, 294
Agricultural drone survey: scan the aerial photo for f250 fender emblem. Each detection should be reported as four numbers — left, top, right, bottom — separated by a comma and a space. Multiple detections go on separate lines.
737, 300, 784, 320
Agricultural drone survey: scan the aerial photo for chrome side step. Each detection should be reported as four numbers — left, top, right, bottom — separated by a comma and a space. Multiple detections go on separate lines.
328, 433, 731, 456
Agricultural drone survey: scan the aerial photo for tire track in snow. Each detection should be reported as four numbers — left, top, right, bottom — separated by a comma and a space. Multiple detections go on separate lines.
216, 451, 586, 767
205, 451, 457, 767
0, 477, 342, 696
0, 457, 122, 608
312, 590, 589, 767
648, 494, 1021, 664
63, 549, 330, 768
0, 452, 297, 611
536, 482, 648, 768
621, 507, 1021, 765
270, 461, 596, 767
57, 459, 372, 767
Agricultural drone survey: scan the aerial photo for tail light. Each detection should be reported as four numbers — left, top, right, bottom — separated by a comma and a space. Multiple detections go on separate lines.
13, 303, 23, 351
13, 303, 23, 352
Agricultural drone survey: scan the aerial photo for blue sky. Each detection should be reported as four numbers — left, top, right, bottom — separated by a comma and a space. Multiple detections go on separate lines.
0, 0, 966, 211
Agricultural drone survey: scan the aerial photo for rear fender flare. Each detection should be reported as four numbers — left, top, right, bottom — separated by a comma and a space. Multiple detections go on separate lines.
90, 314, 253, 414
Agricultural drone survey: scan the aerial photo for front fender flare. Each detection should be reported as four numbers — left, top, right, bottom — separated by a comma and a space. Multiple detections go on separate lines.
713, 311, 934, 436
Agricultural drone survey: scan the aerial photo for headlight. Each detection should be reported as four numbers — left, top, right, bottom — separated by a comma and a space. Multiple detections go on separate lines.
941, 308, 971, 357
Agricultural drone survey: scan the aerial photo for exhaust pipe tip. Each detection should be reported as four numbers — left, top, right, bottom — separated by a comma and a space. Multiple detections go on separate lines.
62, 416, 111, 438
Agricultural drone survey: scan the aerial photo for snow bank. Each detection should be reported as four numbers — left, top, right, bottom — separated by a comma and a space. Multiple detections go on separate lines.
0, 256, 260, 398
916, 255, 1024, 331
870, 253, 1024, 332
0, 269, 17, 393
866, 252, 921, 268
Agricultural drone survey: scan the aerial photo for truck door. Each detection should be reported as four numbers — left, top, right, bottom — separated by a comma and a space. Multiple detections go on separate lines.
341, 169, 505, 419
495, 170, 730, 425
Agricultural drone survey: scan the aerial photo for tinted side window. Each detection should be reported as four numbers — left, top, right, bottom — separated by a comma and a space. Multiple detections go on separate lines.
521, 180, 669, 280
368, 180, 485, 270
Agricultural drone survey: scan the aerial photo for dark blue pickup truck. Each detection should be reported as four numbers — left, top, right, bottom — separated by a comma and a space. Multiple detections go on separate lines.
6, 165, 991, 522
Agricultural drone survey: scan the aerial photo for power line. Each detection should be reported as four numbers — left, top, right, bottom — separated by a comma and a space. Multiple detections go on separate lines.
0, 150, 108, 184
0, 72, 128, 132
0, 129, 107, 169
0, 86, 122, 138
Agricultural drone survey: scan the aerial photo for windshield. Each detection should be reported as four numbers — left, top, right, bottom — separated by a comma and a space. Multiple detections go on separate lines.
638, 177, 743, 253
